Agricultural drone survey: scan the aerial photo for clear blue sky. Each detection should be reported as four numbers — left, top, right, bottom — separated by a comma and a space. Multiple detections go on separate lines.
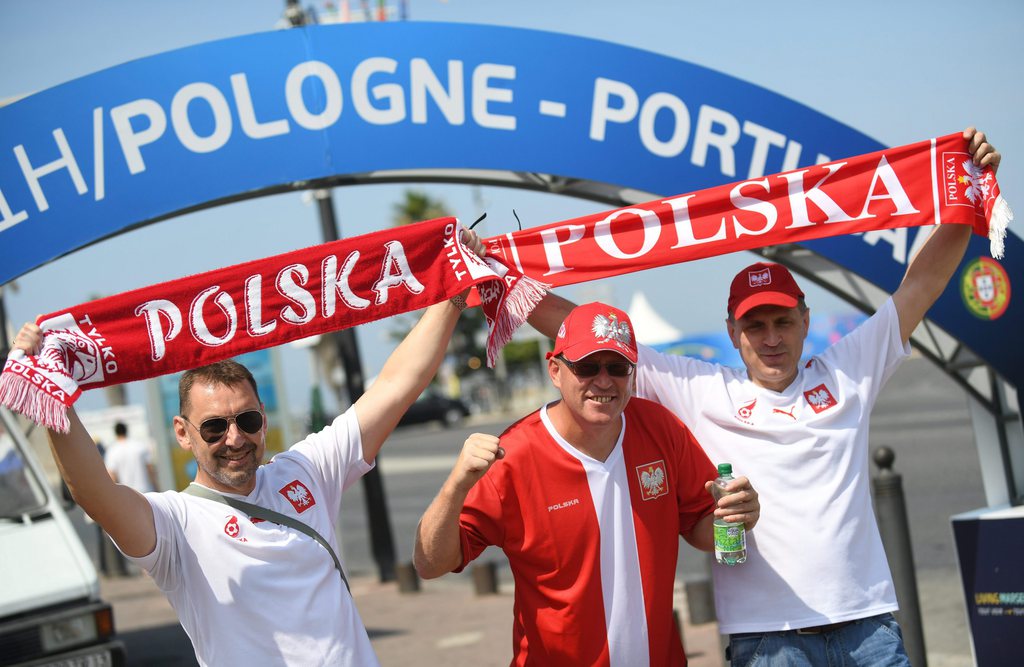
1, 0, 1021, 415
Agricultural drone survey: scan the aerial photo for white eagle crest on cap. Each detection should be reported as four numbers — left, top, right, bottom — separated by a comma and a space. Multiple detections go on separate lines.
592, 312, 632, 348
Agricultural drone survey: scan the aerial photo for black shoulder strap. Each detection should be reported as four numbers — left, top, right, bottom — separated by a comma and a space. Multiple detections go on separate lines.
182, 483, 349, 592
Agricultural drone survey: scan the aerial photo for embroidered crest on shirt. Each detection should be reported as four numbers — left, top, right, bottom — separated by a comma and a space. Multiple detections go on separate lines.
279, 480, 316, 513
636, 461, 668, 500
804, 384, 838, 413
734, 398, 757, 425
224, 515, 246, 541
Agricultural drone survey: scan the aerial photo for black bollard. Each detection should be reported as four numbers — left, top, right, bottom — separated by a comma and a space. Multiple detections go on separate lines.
395, 562, 420, 594
872, 446, 927, 667
684, 551, 717, 625
471, 561, 499, 595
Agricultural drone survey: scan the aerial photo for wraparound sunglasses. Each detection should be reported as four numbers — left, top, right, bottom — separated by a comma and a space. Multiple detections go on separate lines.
556, 354, 635, 378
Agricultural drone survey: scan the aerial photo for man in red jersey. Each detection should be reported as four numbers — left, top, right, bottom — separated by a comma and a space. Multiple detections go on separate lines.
414, 301, 760, 666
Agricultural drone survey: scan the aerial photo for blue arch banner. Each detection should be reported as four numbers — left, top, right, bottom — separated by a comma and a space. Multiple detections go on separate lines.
0, 22, 1019, 385
0, 22, 885, 280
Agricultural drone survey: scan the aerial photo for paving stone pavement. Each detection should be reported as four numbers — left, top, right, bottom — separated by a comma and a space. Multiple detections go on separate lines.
101, 571, 725, 666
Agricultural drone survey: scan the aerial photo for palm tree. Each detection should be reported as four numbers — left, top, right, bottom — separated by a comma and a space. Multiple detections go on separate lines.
392, 190, 450, 227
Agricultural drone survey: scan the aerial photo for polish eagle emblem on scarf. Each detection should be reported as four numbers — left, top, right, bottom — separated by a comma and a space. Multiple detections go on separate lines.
592, 313, 632, 349
636, 461, 668, 501
36, 314, 105, 385
959, 159, 993, 205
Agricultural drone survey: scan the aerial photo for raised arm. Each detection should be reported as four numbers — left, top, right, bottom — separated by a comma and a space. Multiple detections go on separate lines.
892, 127, 1001, 344
527, 291, 576, 340
414, 432, 503, 578
353, 301, 462, 463
353, 230, 485, 463
13, 324, 157, 558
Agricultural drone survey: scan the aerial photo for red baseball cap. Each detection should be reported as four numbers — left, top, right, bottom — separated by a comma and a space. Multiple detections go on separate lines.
728, 262, 805, 320
548, 302, 638, 363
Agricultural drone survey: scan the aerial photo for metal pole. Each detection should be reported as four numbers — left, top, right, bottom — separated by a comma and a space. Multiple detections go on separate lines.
315, 188, 397, 583
872, 446, 927, 667
990, 369, 1021, 505
278, 0, 398, 583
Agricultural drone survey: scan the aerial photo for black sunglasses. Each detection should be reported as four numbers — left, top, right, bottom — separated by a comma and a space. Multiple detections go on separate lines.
183, 409, 264, 444
557, 354, 635, 378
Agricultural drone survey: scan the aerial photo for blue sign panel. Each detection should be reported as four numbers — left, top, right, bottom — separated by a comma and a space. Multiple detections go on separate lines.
0, 22, 882, 282
0, 22, 1019, 385
952, 506, 1024, 666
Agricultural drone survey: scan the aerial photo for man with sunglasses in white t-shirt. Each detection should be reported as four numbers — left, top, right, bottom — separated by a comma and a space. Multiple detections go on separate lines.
10, 232, 486, 667
414, 301, 760, 666
521, 128, 1000, 666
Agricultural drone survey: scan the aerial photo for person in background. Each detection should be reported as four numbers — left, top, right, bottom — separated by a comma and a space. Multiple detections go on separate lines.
104, 421, 157, 494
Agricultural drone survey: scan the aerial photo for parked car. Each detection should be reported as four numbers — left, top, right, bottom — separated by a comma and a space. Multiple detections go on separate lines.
398, 389, 470, 428
0, 407, 126, 666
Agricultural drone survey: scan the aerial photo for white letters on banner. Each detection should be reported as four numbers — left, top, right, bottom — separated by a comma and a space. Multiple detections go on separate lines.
2, 56, 821, 242
133, 241, 424, 361
531, 157, 925, 275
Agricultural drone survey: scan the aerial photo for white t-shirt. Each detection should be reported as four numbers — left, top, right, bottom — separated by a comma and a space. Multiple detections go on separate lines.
129, 407, 379, 666
104, 438, 154, 493
636, 298, 910, 634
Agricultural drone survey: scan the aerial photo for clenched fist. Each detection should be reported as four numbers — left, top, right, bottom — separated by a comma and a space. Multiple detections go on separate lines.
449, 432, 504, 493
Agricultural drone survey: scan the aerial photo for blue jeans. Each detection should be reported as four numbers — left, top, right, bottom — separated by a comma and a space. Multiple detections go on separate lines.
727, 613, 911, 666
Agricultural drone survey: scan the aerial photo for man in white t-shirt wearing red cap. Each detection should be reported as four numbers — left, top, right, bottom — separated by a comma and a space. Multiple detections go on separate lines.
414, 302, 760, 666
520, 124, 1002, 667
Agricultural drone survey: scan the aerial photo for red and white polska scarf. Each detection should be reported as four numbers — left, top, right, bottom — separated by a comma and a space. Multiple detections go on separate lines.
1, 132, 1012, 432
0, 220, 547, 432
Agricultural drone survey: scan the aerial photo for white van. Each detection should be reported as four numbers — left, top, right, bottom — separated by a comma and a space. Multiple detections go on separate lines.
0, 406, 125, 666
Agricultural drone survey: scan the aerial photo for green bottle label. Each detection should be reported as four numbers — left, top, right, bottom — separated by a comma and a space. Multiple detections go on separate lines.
714, 522, 745, 552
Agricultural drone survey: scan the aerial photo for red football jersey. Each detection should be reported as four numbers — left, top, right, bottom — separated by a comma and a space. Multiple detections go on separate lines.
458, 398, 716, 666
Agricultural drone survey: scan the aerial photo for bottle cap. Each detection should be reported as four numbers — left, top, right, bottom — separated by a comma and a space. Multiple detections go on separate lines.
717, 463, 733, 475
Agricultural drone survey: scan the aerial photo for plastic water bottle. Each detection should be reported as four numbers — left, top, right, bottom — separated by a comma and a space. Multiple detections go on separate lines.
712, 463, 746, 566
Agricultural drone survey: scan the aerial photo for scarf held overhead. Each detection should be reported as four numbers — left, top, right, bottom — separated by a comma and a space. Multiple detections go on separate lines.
0, 219, 547, 432
482, 132, 1011, 293
1, 132, 1012, 431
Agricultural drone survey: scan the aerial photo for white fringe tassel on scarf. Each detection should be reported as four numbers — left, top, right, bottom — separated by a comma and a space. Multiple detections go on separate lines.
486, 273, 551, 369
989, 195, 1014, 260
